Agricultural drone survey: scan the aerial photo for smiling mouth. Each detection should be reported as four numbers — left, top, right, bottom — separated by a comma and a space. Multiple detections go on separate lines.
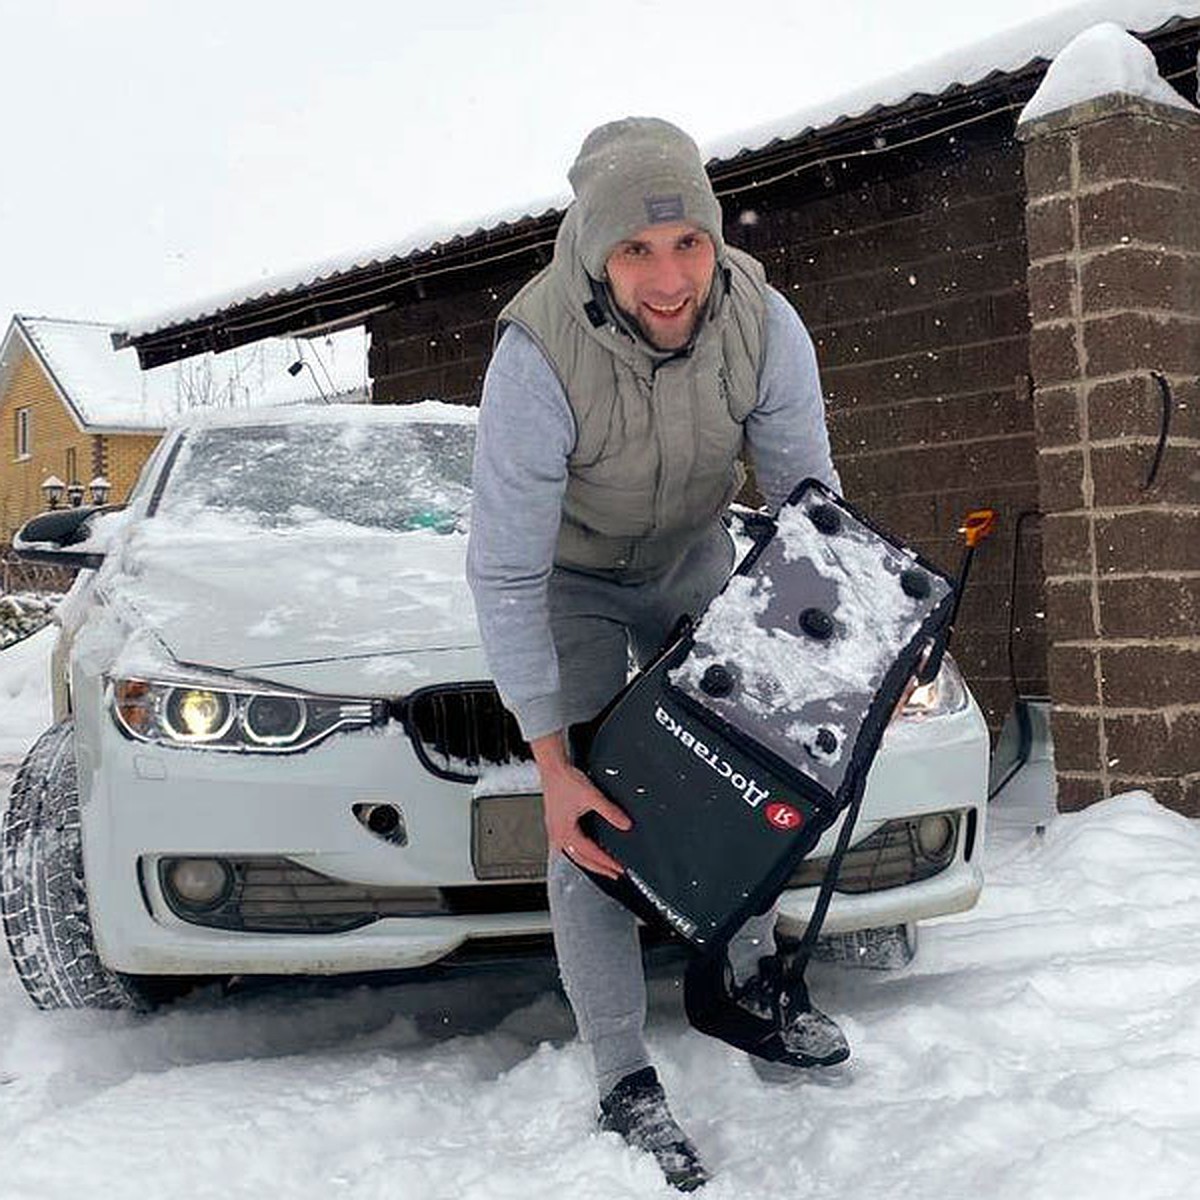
643, 299, 690, 318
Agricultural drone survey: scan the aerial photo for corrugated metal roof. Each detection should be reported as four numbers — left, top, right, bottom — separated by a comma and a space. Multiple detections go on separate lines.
707, 0, 1198, 159
116, 0, 1200, 346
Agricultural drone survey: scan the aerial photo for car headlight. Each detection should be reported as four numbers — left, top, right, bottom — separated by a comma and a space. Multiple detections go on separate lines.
110, 676, 385, 752
163, 688, 234, 742
899, 655, 970, 720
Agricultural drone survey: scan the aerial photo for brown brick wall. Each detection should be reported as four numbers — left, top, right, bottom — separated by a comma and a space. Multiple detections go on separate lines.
1020, 94, 1200, 815
369, 270, 531, 406
369, 118, 1046, 733
730, 129, 1042, 731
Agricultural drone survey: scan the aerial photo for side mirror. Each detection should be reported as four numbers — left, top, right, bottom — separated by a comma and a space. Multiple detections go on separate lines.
13, 504, 126, 569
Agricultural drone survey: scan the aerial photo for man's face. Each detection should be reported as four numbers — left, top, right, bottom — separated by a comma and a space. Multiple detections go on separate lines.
604, 221, 717, 352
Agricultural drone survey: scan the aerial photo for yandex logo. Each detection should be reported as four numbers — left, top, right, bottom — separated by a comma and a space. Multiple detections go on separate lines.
766, 801, 803, 831
653, 703, 769, 809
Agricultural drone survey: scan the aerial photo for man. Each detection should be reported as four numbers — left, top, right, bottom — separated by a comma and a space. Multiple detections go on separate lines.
467, 117, 845, 1191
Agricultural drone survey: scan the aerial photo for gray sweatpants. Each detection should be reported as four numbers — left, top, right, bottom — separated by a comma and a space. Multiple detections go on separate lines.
545, 523, 777, 1098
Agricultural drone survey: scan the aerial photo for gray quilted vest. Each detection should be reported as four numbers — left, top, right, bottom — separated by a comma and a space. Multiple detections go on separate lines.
498, 207, 768, 577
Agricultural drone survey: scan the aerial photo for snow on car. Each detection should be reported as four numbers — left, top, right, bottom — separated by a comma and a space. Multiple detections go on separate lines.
1, 401, 989, 1011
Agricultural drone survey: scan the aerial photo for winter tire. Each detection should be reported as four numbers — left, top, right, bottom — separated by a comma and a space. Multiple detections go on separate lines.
1, 721, 184, 1010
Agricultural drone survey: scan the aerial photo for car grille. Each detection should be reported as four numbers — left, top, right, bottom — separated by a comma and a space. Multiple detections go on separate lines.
403, 684, 532, 781
155, 857, 549, 935
788, 812, 962, 893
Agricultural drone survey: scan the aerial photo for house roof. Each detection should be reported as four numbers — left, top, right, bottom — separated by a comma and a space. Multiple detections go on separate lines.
0, 316, 369, 433
115, 0, 1200, 367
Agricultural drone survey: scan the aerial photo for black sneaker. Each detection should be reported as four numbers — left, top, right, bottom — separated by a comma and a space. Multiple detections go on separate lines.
733, 955, 850, 1068
598, 1067, 710, 1192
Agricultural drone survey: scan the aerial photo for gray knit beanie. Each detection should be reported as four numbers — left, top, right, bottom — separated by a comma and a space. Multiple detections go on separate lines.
567, 117, 725, 279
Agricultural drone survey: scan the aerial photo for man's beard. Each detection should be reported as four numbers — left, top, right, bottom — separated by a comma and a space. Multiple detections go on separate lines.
613, 297, 707, 353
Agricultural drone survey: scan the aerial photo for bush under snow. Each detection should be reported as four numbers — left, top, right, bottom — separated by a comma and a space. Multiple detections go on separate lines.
0, 592, 60, 650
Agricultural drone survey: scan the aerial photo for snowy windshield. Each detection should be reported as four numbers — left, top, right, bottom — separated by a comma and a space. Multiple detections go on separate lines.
154, 419, 475, 534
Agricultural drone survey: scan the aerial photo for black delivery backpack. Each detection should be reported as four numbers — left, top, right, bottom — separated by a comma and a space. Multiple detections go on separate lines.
579, 479, 960, 1055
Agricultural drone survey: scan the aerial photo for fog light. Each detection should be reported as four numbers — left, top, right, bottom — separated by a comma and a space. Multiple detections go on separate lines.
165, 858, 233, 911
916, 814, 955, 859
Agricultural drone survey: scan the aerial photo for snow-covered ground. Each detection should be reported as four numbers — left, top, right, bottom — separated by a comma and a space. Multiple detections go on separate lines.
2, 629, 1198, 1199
0, 626, 55, 761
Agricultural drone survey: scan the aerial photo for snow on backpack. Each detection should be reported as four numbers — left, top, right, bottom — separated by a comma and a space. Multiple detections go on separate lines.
579, 479, 971, 954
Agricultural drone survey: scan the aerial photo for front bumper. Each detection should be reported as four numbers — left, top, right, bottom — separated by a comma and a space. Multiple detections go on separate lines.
78, 688, 988, 976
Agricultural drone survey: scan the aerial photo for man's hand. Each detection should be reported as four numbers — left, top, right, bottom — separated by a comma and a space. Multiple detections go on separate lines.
531, 731, 632, 880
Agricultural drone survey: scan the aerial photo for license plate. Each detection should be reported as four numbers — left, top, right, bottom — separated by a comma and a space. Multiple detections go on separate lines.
472, 793, 547, 880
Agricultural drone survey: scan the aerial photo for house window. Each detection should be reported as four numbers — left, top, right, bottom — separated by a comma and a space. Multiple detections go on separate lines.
66, 447, 77, 483
15, 407, 31, 459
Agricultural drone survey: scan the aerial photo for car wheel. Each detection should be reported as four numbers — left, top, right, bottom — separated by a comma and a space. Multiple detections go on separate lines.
811, 921, 919, 970
1, 721, 189, 1011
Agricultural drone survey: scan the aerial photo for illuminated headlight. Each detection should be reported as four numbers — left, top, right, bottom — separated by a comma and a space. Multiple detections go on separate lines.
900, 655, 970, 720
111, 677, 384, 752
163, 689, 234, 742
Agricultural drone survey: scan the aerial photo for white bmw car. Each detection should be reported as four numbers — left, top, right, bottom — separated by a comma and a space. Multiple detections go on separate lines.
2, 402, 988, 1010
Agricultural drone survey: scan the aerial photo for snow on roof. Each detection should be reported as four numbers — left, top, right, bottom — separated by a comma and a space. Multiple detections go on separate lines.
1018, 20, 1199, 122
169, 397, 477, 431
119, 196, 566, 346
15, 317, 370, 431
707, 0, 1197, 159
117, 0, 1200, 342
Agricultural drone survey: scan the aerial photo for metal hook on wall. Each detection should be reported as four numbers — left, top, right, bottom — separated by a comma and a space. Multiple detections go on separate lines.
1143, 371, 1174, 492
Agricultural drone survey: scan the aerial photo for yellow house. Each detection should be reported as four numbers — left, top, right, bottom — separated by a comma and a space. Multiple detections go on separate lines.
0, 316, 370, 545
0, 316, 166, 544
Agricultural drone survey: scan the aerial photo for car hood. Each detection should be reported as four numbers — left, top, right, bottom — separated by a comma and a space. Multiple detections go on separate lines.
102, 527, 482, 690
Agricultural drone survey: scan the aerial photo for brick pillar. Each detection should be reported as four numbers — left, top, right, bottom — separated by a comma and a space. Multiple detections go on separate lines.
1020, 94, 1200, 815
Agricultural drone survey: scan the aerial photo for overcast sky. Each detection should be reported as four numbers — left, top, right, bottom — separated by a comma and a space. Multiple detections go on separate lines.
0, 0, 1153, 335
